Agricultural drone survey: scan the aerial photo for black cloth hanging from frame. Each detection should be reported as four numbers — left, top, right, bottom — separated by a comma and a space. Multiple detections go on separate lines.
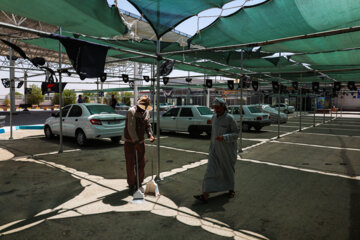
49, 34, 109, 79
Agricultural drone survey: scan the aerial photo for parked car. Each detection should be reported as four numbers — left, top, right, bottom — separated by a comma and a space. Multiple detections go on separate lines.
256, 104, 288, 124
272, 103, 295, 114
228, 105, 271, 132
153, 105, 213, 137
44, 103, 126, 146
115, 103, 130, 114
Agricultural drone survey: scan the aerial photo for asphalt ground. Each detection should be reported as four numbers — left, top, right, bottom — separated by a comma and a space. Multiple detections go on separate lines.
0, 113, 359, 239
0, 110, 56, 126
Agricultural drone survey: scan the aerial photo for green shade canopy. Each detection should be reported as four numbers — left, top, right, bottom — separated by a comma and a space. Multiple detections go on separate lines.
261, 31, 360, 53
0, 0, 128, 37
128, 0, 233, 38
190, 0, 360, 53
290, 49, 360, 66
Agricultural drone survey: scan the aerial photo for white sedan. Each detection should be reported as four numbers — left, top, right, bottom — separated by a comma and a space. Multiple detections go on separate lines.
153, 105, 213, 137
272, 103, 295, 114
257, 104, 288, 124
228, 105, 271, 132
44, 103, 125, 146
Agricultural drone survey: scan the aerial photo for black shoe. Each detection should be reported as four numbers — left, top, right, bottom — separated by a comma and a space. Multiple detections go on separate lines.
128, 185, 136, 195
193, 194, 208, 204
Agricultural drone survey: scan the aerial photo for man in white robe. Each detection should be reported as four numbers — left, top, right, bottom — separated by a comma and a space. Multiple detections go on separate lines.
194, 98, 239, 203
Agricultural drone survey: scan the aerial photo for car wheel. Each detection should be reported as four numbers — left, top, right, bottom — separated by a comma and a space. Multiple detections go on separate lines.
242, 123, 250, 132
44, 125, 54, 139
111, 136, 121, 144
254, 126, 262, 131
76, 130, 87, 146
284, 109, 289, 114
189, 126, 201, 137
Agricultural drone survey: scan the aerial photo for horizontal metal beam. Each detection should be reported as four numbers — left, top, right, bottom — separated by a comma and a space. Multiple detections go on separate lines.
0, 21, 245, 79
159, 25, 360, 56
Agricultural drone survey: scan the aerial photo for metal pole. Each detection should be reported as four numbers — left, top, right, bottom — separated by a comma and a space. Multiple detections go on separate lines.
96, 78, 99, 103
134, 62, 138, 102
313, 94, 317, 127
336, 94, 338, 119
58, 27, 64, 153
23, 71, 27, 110
323, 79, 326, 123
340, 93, 343, 118
8, 39, 14, 140
330, 95, 333, 120
238, 51, 244, 153
277, 53, 281, 139
155, 39, 162, 181
299, 86, 302, 132
101, 80, 104, 104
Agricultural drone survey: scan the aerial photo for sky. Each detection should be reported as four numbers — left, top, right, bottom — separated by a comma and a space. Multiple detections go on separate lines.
0, 0, 267, 97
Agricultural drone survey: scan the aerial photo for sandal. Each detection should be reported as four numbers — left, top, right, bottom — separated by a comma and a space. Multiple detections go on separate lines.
226, 190, 235, 198
193, 194, 208, 203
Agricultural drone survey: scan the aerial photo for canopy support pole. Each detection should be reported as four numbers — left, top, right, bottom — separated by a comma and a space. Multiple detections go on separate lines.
323, 79, 326, 124
313, 94, 317, 127
299, 88, 302, 132
96, 78, 99, 103
335, 95, 338, 119
155, 39, 162, 182
134, 62, 139, 102
58, 27, 63, 154
23, 71, 27, 110
340, 93, 343, 118
277, 53, 281, 139
8, 38, 15, 140
101, 79, 104, 104
330, 95, 333, 120
238, 51, 244, 153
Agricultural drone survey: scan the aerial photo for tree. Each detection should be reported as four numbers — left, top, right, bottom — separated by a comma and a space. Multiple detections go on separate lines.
52, 89, 76, 106
15, 92, 23, 96
122, 92, 133, 106
26, 84, 44, 105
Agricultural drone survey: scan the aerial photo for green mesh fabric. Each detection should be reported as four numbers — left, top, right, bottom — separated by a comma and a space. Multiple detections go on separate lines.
261, 31, 360, 53
174, 63, 225, 76
0, 0, 127, 37
128, 0, 233, 38
290, 49, 360, 65
23, 36, 132, 57
327, 71, 360, 82
23, 35, 200, 64
190, 0, 360, 51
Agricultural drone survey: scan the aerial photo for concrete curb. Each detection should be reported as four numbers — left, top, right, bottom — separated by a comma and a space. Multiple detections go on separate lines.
0, 125, 44, 134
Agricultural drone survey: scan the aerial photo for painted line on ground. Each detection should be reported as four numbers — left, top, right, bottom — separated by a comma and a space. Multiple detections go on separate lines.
32, 149, 81, 157
309, 126, 360, 131
238, 157, 360, 181
147, 144, 209, 156
242, 118, 333, 151
271, 140, 360, 152
294, 131, 360, 138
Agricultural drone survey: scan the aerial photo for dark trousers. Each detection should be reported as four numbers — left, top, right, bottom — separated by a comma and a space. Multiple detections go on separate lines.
124, 142, 146, 187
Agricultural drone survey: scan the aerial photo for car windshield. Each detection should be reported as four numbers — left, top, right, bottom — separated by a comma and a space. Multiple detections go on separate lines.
248, 106, 262, 113
197, 107, 213, 115
86, 105, 116, 115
